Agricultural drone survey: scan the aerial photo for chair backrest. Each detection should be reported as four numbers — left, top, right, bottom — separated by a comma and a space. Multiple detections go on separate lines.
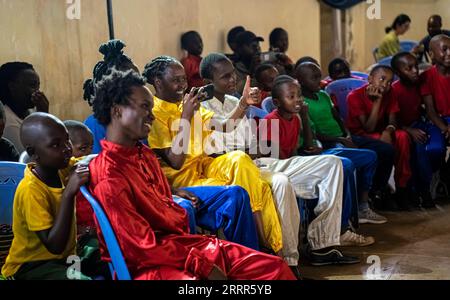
0, 162, 26, 225
350, 71, 369, 80
79, 186, 131, 280
261, 97, 276, 113
372, 47, 379, 62
246, 105, 268, 120
325, 78, 367, 120
400, 40, 418, 52
377, 56, 393, 67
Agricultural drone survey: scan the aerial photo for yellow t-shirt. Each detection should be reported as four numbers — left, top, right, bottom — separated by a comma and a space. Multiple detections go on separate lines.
148, 96, 217, 184
1, 160, 77, 278
377, 30, 400, 60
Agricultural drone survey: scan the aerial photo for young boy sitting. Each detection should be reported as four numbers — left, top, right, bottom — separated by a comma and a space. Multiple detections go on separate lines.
295, 62, 387, 224
324, 58, 366, 87
421, 34, 450, 184
180, 31, 204, 89
346, 65, 412, 210
86, 68, 295, 280
391, 52, 438, 208
1, 112, 99, 280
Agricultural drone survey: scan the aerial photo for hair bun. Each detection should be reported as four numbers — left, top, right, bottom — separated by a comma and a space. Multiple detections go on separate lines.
99, 39, 126, 62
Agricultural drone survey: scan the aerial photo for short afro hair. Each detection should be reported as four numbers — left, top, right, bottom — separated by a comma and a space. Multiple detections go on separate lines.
271, 75, 298, 100
370, 64, 394, 76
0, 62, 34, 105
391, 52, 417, 72
180, 31, 201, 50
93, 68, 146, 126
199, 53, 231, 80
254, 63, 277, 82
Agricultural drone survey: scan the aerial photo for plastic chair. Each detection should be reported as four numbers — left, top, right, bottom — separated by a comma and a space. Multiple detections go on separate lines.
350, 71, 369, 80
372, 47, 379, 62
325, 78, 367, 120
246, 105, 268, 120
400, 40, 418, 52
261, 97, 276, 113
79, 186, 131, 280
0, 162, 26, 225
377, 56, 393, 67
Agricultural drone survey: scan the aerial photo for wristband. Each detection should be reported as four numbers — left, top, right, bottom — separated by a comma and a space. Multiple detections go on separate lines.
386, 125, 396, 131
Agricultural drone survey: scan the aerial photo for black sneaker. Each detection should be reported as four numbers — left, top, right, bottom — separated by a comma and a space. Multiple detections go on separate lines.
309, 249, 360, 266
289, 266, 303, 280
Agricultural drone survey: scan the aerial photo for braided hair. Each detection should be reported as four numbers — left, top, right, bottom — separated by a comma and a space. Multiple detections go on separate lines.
0, 62, 34, 105
142, 56, 180, 86
83, 39, 134, 106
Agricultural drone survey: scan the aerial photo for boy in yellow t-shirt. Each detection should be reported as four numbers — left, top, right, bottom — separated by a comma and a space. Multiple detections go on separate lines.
1, 113, 92, 280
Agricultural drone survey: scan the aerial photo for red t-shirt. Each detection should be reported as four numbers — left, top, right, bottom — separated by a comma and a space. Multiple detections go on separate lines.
392, 80, 423, 127
420, 65, 450, 117
180, 54, 204, 89
346, 84, 399, 135
261, 109, 301, 159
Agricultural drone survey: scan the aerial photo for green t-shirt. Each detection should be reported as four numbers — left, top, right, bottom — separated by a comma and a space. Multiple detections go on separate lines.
304, 90, 344, 138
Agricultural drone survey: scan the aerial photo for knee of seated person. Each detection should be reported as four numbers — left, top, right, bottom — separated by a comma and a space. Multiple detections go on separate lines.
323, 155, 343, 167
340, 157, 355, 173
271, 173, 291, 189
228, 150, 252, 164
395, 130, 410, 142
224, 185, 250, 203
366, 150, 378, 164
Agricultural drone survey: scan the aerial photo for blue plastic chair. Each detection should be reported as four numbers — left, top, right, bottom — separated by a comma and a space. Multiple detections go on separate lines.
400, 40, 419, 52
377, 56, 393, 67
325, 78, 367, 120
0, 162, 26, 225
246, 105, 268, 120
79, 186, 131, 280
351, 71, 369, 80
261, 97, 276, 113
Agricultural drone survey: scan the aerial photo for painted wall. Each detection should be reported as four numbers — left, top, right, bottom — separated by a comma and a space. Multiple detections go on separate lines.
0, 0, 320, 121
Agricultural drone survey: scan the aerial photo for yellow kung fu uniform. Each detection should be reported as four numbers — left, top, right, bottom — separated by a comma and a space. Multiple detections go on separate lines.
148, 96, 282, 252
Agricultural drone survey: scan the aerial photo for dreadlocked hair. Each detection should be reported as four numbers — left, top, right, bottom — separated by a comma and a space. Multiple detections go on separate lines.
142, 56, 180, 86
83, 39, 134, 106
92, 68, 146, 126
0, 62, 34, 105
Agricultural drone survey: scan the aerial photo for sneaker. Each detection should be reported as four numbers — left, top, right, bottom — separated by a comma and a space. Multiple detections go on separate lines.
358, 208, 388, 224
340, 230, 375, 247
309, 248, 360, 266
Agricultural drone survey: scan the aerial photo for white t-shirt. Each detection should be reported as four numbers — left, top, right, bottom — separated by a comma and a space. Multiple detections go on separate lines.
3, 105, 24, 153
201, 95, 256, 154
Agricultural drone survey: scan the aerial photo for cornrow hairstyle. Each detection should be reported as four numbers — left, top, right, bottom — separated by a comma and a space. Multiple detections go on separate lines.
93, 68, 146, 126
199, 53, 230, 80
370, 64, 394, 76
83, 39, 134, 106
0, 62, 34, 105
271, 75, 297, 100
269, 28, 287, 49
391, 52, 416, 72
142, 56, 180, 85
180, 31, 200, 50
255, 63, 277, 82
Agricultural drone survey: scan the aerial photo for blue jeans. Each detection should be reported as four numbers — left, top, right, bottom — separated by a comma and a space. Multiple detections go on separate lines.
173, 185, 259, 251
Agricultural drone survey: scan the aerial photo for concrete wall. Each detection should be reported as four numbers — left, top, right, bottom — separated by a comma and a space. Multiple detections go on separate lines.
0, 0, 320, 121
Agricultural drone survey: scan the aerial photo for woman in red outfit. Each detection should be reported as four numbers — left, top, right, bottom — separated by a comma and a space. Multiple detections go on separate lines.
86, 68, 296, 280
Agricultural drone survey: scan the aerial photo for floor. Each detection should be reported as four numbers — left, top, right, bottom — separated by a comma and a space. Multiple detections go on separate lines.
299, 199, 450, 280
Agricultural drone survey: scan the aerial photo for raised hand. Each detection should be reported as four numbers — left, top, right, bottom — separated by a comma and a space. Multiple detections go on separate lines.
241, 76, 261, 106
31, 91, 49, 112
181, 88, 201, 120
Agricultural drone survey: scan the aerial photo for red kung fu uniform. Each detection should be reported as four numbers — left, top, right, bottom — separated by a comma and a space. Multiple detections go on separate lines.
87, 140, 295, 280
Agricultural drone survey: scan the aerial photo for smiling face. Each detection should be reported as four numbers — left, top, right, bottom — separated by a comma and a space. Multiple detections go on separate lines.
396, 54, 419, 84
368, 68, 394, 95
115, 85, 155, 141
155, 63, 188, 102
274, 80, 303, 115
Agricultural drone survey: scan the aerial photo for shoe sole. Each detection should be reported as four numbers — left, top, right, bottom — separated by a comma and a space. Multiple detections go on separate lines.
359, 218, 387, 225
340, 241, 375, 247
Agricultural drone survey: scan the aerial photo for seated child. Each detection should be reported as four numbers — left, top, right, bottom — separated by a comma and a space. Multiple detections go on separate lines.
295, 62, 387, 224
143, 56, 283, 256
255, 63, 280, 104
0, 102, 19, 161
0, 62, 49, 153
180, 31, 204, 89
391, 52, 438, 207
87, 68, 296, 280
346, 65, 413, 210
324, 58, 366, 87
421, 34, 450, 184
1, 112, 104, 280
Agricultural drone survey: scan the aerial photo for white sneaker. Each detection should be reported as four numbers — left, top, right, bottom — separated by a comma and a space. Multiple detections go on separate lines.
359, 208, 388, 224
340, 230, 375, 247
